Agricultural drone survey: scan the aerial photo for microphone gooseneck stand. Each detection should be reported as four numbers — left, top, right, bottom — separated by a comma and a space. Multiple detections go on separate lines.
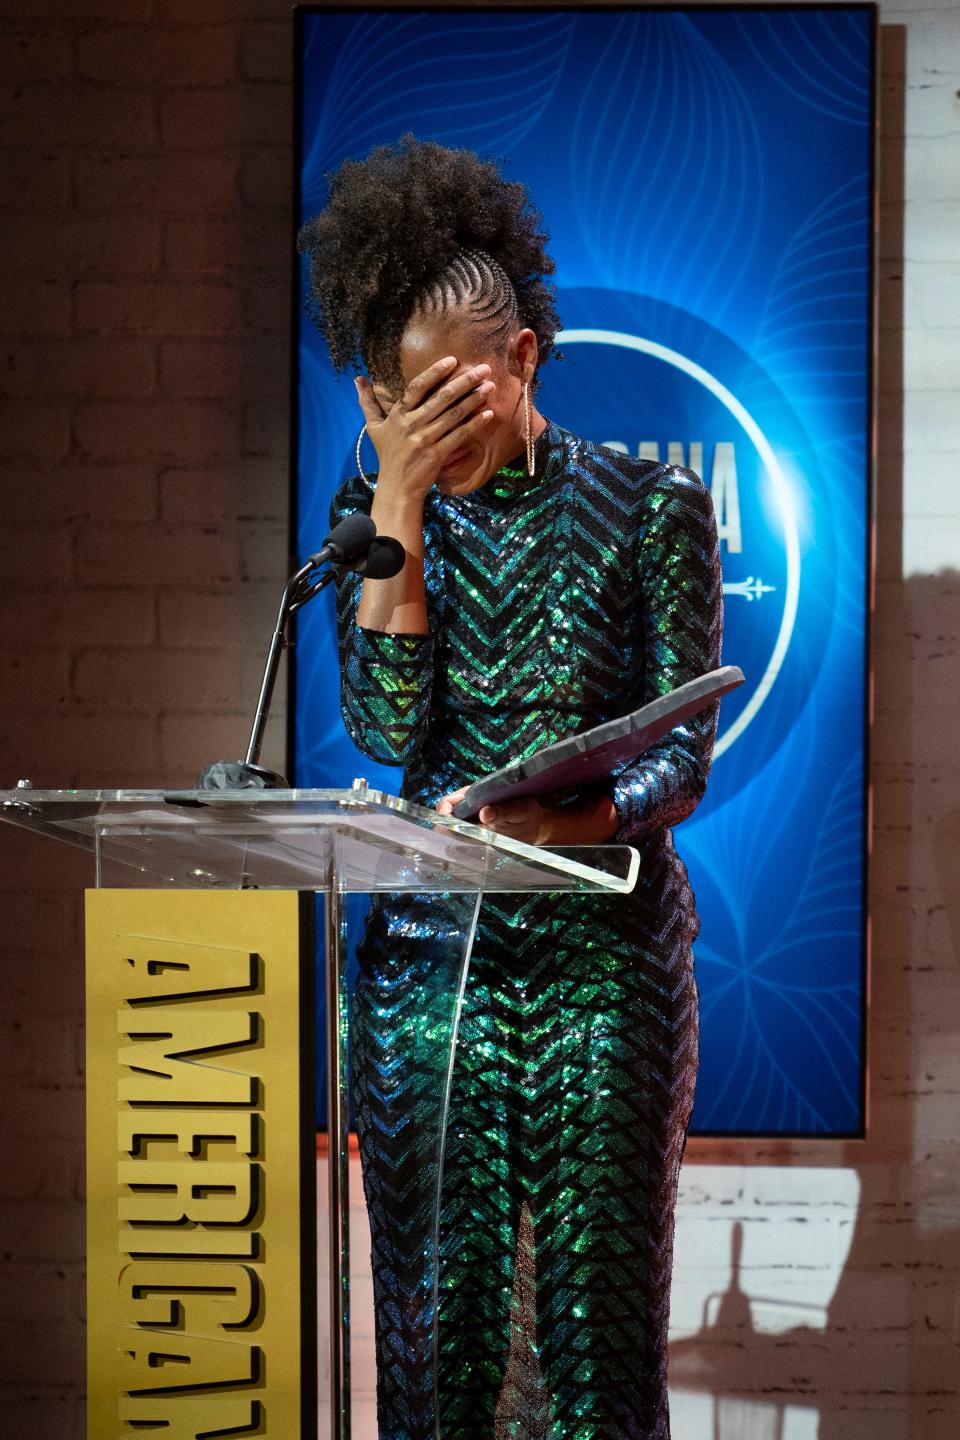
192, 514, 396, 791
189, 560, 336, 791
240, 556, 339, 788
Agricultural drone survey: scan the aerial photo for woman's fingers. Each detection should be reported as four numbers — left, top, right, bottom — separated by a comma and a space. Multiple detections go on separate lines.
354, 375, 386, 425
416, 364, 493, 423
436, 786, 469, 815
429, 384, 495, 448
401, 360, 493, 427
437, 404, 496, 453
479, 796, 543, 833
481, 796, 535, 825
399, 354, 458, 410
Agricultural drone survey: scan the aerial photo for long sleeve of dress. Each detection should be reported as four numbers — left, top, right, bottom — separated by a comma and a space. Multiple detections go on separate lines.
330, 473, 435, 767
610, 467, 724, 844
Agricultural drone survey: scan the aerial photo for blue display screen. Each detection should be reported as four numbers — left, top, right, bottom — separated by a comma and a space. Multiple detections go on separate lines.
293, 5, 874, 1137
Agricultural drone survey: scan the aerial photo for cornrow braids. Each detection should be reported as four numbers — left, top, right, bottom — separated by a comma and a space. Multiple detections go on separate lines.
297, 135, 562, 394
416, 248, 520, 355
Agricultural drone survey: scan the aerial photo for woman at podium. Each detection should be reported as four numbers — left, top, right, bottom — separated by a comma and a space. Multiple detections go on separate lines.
298, 136, 723, 1440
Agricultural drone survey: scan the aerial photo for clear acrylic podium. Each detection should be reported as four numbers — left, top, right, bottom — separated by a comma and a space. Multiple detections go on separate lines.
0, 782, 638, 1440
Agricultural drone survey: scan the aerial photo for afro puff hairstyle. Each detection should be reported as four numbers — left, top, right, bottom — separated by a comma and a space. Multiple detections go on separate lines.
296, 135, 562, 393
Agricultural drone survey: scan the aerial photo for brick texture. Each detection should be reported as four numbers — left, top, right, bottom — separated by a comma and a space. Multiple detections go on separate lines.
0, 15, 289, 1423
0, 2, 958, 1438
74, 26, 238, 88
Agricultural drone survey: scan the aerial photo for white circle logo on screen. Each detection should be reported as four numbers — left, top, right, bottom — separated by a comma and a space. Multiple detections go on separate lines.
558, 329, 801, 759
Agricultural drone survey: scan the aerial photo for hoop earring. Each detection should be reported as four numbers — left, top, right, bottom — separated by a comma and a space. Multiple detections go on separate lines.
356, 424, 371, 486
523, 381, 535, 478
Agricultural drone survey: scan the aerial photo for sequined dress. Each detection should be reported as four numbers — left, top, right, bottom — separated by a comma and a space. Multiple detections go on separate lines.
332, 420, 723, 1440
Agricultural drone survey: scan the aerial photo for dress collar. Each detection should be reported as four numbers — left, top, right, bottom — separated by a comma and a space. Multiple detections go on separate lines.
480, 419, 561, 502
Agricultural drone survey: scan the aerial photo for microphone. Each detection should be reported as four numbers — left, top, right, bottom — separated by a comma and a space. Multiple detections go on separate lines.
171, 515, 404, 798
287, 531, 404, 610
352, 535, 405, 580
305, 513, 375, 569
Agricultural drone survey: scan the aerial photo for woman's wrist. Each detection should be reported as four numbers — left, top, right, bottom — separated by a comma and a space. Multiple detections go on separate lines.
370, 468, 433, 515
358, 480, 429, 634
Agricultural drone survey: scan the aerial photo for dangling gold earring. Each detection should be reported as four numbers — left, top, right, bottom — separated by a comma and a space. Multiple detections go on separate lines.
523, 381, 535, 478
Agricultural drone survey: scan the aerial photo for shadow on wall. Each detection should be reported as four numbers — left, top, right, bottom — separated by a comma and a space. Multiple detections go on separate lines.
669, 1110, 960, 1437
667, 24, 960, 1440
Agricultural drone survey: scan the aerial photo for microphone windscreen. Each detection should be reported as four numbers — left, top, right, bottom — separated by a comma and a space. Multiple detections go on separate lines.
363, 536, 406, 579
323, 511, 376, 561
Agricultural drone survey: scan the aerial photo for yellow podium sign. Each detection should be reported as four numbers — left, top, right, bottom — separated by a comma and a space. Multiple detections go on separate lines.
85, 889, 316, 1439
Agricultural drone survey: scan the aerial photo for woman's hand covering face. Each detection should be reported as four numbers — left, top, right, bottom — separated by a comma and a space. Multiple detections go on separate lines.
354, 355, 495, 499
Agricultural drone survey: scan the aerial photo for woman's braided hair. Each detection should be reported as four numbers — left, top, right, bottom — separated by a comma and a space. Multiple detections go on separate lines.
297, 135, 561, 393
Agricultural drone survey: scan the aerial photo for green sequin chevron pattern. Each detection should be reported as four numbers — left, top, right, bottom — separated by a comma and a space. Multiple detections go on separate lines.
333, 421, 723, 1439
